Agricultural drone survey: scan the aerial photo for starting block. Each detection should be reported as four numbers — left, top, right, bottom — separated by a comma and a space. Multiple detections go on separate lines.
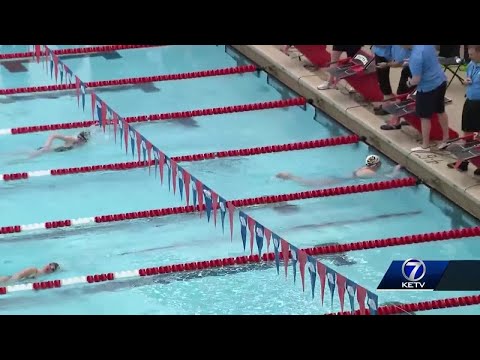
327, 50, 384, 102
383, 97, 417, 117
448, 141, 480, 168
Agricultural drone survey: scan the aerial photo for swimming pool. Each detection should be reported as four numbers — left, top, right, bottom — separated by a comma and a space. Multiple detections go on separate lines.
1, 45, 479, 315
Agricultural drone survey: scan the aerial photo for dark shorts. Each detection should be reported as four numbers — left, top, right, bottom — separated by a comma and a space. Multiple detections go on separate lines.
374, 55, 392, 96
332, 45, 363, 58
397, 66, 414, 95
415, 81, 447, 119
462, 99, 480, 132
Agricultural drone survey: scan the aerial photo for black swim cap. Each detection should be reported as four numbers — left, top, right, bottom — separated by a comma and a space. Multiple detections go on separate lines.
78, 131, 90, 142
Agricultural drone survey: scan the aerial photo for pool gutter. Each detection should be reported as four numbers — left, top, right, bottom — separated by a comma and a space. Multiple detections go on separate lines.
232, 45, 480, 221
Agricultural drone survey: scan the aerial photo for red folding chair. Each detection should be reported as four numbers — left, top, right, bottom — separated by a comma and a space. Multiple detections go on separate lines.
327, 50, 384, 102
448, 140, 480, 169
293, 45, 331, 68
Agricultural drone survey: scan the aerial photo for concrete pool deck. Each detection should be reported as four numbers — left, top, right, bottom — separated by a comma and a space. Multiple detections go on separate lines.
232, 45, 480, 220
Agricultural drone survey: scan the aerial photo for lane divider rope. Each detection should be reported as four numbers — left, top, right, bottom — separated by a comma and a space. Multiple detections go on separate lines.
238, 225, 480, 267
0, 45, 158, 61
0, 64, 258, 95
0, 97, 306, 136
305, 226, 480, 255
0, 177, 417, 234
327, 294, 480, 315
1, 135, 360, 181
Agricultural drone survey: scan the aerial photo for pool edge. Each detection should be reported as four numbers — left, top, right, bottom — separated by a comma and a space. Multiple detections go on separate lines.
232, 45, 480, 221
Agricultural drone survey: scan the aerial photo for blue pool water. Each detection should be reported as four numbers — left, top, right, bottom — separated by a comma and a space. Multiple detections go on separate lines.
0, 45, 100, 89
1, 45, 480, 315
0, 45, 90, 53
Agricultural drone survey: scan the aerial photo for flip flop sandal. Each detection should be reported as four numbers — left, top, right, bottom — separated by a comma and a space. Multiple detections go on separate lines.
411, 146, 430, 152
380, 124, 402, 130
304, 64, 319, 71
317, 82, 335, 90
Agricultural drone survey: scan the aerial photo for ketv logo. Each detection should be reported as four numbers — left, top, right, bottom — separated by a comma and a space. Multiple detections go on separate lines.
378, 259, 480, 291
377, 258, 447, 291
401, 259, 426, 289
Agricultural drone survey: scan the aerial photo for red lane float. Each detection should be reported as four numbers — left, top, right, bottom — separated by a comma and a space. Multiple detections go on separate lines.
328, 294, 480, 315
1, 97, 307, 136
0, 64, 258, 95
309, 226, 480, 255
255, 225, 480, 268
1, 135, 360, 182
0, 177, 416, 235
0, 45, 157, 61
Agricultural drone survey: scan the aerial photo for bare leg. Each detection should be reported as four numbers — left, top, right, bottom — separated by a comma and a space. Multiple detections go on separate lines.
420, 118, 431, 149
4, 147, 51, 165
388, 115, 401, 126
0, 149, 34, 158
437, 111, 450, 142
281, 45, 291, 54
461, 131, 476, 145
328, 51, 342, 71
389, 115, 401, 126
318, 50, 342, 90
28, 147, 50, 159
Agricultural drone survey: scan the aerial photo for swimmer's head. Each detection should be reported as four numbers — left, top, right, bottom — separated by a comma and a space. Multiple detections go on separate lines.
365, 155, 381, 167
77, 131, 91, 143
43, 262, 60, 274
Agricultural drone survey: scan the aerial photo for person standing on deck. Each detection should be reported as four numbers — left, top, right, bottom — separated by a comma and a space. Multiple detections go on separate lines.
447, 45, 480, 175
402, 45, 450, 152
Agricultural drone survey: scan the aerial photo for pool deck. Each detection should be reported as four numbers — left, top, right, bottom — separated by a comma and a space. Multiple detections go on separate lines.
233, 45, 480, 220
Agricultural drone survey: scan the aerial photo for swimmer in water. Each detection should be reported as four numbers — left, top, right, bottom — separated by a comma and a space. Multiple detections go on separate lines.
276, 155, 403, 186
0, 262, 59, 284
29, 130, 91, 159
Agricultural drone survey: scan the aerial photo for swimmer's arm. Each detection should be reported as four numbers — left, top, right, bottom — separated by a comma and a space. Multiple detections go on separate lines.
385, 165, 403, 178
291, 176, 346, 187
279, 173, 348, 187
354, 167, 377, 178
43, 134, 76, 149
10, 267, 37, 281
286, 176, 325, 186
